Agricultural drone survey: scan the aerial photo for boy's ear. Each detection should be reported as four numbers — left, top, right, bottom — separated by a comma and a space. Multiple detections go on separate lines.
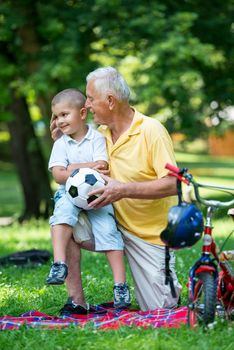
80, 107, 87, 119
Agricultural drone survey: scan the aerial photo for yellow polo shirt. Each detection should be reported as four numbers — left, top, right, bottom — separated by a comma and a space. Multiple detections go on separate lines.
98, 109, 177, 245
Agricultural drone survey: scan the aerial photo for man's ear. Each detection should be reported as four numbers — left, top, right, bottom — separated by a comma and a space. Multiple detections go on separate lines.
107, 95, 115, 110
80, 107, 88, 120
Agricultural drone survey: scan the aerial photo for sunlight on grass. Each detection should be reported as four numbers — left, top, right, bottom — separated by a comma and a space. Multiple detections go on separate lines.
176, 151, 234, 181
0, 220, 51, 256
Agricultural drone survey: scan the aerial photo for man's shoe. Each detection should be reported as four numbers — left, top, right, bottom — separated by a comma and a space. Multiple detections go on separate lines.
113, 282, 131, 309
46, 261, 68, 285
59, 299, 107, 317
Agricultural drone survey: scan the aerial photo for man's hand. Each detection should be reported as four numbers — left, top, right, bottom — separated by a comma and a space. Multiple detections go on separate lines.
87, 175, 124, 209
50, 117, 63, 141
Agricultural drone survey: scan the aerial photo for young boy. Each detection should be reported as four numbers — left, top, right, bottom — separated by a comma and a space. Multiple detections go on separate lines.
47, 88, 131, 309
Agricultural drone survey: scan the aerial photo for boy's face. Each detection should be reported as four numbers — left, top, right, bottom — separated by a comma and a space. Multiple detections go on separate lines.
51, 102, 86, 138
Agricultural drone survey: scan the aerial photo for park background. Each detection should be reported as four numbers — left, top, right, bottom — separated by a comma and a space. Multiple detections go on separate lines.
0, 1, 233, 349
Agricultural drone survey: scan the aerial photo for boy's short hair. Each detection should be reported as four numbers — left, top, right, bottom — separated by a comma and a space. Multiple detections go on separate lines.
52, 89, 86, 109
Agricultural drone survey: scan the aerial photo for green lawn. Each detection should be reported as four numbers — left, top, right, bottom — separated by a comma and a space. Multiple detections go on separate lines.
0, 153, 234, 350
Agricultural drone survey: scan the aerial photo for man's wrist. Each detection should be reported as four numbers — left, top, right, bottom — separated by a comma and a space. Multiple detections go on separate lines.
119, 182, 130, 198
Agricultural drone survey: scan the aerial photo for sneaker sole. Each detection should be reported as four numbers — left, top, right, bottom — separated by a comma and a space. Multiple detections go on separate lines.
114, 303, 131, 309
46, 280, 65, 285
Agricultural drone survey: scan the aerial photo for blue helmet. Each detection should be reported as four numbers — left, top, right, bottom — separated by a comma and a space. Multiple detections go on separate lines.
160, 203, 203, 249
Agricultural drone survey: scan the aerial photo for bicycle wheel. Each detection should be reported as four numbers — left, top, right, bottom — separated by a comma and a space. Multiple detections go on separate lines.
188, 272, 217, 327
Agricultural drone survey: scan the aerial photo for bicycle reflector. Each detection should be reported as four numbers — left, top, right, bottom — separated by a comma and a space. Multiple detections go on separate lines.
160, 203, 203, 249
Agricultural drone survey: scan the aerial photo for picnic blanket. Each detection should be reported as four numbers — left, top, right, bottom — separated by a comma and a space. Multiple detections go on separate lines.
0, 303, 188, 330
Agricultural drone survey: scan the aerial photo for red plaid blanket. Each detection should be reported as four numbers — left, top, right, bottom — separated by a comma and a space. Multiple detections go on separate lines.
0, 304, 187, 330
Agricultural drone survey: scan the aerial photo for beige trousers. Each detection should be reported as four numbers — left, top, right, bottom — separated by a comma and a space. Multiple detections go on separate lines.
118, 226, 182, 311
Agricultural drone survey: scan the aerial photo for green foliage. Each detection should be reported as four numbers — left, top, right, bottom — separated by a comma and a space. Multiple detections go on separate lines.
0, 0, 233, 136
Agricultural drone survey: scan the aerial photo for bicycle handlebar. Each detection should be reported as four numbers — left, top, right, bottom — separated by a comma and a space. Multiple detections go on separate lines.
165, 163, 234, 208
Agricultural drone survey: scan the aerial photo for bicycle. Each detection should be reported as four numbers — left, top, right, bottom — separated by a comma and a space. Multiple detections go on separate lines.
164, 163, 234, 327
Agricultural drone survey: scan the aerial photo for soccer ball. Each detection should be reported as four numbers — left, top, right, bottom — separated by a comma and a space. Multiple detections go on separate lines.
65, 168, 105, 210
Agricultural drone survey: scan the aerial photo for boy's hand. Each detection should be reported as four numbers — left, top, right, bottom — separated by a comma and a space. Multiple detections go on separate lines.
50, 116, 63, 141
93, 163, 110, 176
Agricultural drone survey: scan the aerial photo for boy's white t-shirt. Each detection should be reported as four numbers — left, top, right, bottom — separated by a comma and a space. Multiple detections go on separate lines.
48, 125, 108, 189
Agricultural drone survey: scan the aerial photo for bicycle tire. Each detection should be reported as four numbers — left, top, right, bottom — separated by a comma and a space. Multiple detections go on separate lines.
188, 272, 217, 327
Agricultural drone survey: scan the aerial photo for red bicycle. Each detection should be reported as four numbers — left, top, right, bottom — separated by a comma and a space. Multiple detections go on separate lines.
165, 164, 234, 327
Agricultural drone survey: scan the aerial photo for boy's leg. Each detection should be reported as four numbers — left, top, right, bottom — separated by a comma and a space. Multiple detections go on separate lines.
87, 205, 125, 282
48, 190, 81, 285
105, 250, 131, 309
105, 250, 126, 283
50, 192, 81, 261
87, 206, 131, 308
51, 224, 73, 262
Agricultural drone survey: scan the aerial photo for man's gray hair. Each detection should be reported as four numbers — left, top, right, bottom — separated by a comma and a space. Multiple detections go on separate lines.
86, 67, 130, 101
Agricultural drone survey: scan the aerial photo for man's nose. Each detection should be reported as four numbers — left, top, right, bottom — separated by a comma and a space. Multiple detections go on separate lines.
85, 99, 90, 108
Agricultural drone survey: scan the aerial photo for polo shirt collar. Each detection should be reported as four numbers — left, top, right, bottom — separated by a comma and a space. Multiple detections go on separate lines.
65, 125, 94, 143
127, 108, 144, 136
100, 108, 144, 140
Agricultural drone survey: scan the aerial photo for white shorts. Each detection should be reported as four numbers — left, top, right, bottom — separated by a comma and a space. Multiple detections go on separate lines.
50, 189, 123, 251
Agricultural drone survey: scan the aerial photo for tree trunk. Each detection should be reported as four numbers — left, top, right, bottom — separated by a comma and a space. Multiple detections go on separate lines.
7, 91, 53, 221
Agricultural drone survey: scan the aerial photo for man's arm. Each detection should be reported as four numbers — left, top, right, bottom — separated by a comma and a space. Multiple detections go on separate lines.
87, 175, 177, 209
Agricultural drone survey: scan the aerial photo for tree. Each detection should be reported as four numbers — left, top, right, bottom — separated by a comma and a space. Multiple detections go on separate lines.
85, 0, 233, 137
0, 0, 233, 219
0, 0, 101, 220
0, 1, 54, 220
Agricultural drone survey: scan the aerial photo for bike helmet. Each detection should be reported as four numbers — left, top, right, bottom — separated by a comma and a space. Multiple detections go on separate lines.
160, 202, 203, 249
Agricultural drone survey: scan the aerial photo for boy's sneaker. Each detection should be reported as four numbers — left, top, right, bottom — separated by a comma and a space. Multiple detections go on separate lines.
113, 282, 131, 309
46, 261, 68, 285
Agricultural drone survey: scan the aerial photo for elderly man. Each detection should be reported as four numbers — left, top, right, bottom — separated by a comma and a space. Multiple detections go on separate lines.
51, 67, 181, 315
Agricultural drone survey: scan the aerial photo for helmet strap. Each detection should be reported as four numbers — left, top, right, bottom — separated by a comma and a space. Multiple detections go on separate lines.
165, 246, 177, 298
163, 177, 182, 299
177, 178, 183, 205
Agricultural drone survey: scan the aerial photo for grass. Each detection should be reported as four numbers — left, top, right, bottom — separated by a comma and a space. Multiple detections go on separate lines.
0, 149, 234, 349
0, 220, 233, 350
0, 161, 23, 218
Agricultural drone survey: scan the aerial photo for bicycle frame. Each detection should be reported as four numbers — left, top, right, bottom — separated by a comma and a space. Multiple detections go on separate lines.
165, 163, 234, 325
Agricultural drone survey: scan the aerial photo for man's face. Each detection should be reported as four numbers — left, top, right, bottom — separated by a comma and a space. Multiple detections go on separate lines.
85, 80, 110, 125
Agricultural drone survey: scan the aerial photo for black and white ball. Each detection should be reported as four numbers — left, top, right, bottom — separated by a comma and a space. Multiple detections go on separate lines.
65, 168, 105, 210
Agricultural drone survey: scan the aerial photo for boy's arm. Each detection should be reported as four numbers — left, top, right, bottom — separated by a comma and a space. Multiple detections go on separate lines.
51, 166, 71, 185
67, 160, 108, 173
52, 160, 108, 185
